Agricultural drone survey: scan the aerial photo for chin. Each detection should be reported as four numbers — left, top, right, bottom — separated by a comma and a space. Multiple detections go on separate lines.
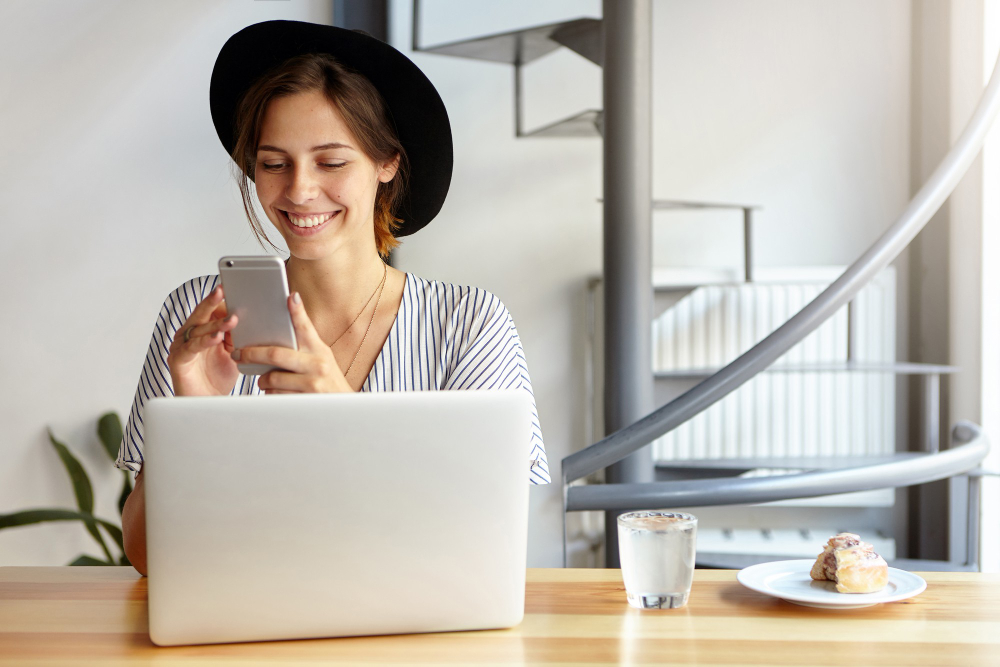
285, 243, 331, 261
286, 236, 359, 262
275, 220, 370, 260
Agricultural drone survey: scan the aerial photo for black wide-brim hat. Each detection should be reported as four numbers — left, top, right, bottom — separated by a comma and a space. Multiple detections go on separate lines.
210, 20, 452, 236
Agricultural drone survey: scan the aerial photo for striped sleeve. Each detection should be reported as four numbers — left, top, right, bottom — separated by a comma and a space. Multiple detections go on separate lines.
115, 275, 222, 475
442, 289, 550, 485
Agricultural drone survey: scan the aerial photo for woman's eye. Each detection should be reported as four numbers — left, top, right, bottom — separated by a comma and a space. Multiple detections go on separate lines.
320, 162, 346, 169
260, 163, 285, 171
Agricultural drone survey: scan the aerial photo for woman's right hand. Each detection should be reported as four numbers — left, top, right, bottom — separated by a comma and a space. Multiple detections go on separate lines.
167, 285, 240, 396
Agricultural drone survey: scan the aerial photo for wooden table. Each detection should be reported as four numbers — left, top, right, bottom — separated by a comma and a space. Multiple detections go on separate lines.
1, 567, 998, 665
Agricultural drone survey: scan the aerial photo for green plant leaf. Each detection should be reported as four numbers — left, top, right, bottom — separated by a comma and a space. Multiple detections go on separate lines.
47, 429, 94, 514
118, 470, 133, 518
0, 508, 78, 528
97, 412, 124, 462
119, 553, 131, 566
69, 554, 112, 566
46, 429, 112, 562
0, 508, 122, 534
87, 524, 114, 564
98, 521, 125, 554
0, 509, 121, 564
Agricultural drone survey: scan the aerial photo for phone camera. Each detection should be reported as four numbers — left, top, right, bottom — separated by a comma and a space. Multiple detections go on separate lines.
226, 260, 234, 267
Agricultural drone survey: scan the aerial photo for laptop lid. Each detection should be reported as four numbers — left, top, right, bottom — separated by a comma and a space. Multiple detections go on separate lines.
143, 390, 530, 646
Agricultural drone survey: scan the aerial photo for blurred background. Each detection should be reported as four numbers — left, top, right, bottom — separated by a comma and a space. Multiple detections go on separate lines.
1, 0, 997, 570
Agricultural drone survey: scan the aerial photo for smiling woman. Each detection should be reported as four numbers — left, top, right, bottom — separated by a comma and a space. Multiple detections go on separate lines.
114, 20, 549, 575
231, 53, 409, 259
252, 90, 399, 264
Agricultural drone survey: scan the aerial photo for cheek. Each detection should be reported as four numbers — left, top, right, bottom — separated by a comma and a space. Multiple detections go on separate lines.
324, 176, 362, 204
346, 173, 380, 202
255, 177, 281, 203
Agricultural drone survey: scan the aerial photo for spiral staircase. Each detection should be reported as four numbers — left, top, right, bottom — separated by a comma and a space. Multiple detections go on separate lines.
411, 1, 999, 570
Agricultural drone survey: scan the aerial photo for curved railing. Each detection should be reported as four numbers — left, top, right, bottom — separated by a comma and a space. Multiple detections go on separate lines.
563, 50, 1000, 485
566, 422, 987, 510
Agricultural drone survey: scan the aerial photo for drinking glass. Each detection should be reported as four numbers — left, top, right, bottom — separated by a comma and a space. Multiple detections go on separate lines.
617, 510, 697, 609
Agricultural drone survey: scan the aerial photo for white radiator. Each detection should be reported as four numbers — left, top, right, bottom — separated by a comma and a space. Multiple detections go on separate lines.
649, 267, 896, 465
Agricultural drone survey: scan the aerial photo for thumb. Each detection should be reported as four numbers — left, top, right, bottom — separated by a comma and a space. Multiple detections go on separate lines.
288, 292, 326, 350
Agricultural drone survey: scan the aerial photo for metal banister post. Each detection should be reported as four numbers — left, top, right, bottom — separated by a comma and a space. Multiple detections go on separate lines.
600, 0, 654, 566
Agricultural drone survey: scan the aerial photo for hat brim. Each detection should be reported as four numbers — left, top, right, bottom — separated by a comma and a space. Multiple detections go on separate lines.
210, 20, 453, 237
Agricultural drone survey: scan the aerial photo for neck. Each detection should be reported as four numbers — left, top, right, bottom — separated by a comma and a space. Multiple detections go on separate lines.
285, 245, 386, 338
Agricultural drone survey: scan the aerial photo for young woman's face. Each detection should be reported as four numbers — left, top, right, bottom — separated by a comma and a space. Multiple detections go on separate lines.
254, 90, 397, 260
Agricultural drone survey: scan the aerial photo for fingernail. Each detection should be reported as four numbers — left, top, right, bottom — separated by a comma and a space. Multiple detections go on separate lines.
224, 315, 234, 323
231, 349, 241, 361
292, 292, 301, 305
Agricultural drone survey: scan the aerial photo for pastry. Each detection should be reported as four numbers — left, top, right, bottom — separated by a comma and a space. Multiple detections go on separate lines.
809, 533, 889, 593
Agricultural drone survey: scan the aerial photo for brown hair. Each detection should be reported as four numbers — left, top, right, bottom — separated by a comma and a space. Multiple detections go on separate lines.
230, 53, 408, 258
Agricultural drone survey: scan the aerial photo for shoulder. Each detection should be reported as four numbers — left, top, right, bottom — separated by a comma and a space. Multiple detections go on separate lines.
159, 275, 221, 313
152, 275, 221, 335
402, 273, 511, 324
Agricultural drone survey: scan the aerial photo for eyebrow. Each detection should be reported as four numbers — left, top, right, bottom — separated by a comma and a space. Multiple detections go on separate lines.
257, 142, 355, 153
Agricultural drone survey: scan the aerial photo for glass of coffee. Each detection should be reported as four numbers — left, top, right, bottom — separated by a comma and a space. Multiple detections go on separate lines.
617, 510, 698, 609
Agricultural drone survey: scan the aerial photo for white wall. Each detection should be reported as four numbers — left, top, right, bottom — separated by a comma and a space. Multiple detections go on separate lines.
649, 0, 912, 269
943, 0, 1000, 571
979, 0, 1000, 573
0, 0, 333, 566
1, 0, 915, 568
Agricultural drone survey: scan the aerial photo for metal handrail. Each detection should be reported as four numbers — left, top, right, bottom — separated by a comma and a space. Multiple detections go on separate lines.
563, 49, 1000, 484
566, 422, 987, 511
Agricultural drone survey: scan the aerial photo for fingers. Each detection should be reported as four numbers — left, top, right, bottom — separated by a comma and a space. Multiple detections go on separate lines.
184, 328, 225, 354
257, 369, 323, 394
234, 344, 315, 375
169, 287, 229, 352
209, 299, 229, 321
287, 292, 327, 351
184, 314, 237, 344
190, 286, 227, 327
169, 292, 238, 365
234, 293, 352, 394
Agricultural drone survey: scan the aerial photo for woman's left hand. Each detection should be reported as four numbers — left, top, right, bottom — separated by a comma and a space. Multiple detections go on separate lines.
233, 292, 353, 394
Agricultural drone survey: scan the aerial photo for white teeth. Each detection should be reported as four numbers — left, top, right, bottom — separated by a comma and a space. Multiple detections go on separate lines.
286, 212, 335, 228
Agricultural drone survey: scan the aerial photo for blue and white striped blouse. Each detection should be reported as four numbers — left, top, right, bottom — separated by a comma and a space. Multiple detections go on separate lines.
115, 272, 551, 485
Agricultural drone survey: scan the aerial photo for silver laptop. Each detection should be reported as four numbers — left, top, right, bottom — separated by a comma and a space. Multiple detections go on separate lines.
142, 390, 531, 646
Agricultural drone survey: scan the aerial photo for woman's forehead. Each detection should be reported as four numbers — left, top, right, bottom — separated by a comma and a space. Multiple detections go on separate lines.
258, 90, 358, 152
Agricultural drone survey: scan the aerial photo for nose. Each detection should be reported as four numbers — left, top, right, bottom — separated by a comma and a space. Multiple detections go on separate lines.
285, 164, 318, 205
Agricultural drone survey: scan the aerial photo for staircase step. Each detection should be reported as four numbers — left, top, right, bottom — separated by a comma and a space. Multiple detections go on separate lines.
523, 109, 603, 138
654, 361, 959, 379
419, 17, 601, 66
549, 19, 603, 65
653, 199, 761, 211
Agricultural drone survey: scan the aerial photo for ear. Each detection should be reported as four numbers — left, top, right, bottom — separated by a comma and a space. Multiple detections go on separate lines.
377, 153, 400, 184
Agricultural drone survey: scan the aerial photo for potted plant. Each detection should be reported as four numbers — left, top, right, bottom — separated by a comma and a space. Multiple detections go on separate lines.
0, 413, 131, 566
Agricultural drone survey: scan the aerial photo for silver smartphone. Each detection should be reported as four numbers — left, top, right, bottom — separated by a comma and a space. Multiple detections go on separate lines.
218, 256, 298, 376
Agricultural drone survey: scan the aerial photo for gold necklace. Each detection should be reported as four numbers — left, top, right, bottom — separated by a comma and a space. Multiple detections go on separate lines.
344, 263, 387, 377
327, 262, 387, 349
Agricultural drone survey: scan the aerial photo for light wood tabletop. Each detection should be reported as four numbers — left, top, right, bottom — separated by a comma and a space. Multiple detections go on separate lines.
1, 566, 998, 665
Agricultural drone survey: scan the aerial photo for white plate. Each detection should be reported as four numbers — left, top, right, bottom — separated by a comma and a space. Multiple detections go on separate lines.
736, 559, 927, 609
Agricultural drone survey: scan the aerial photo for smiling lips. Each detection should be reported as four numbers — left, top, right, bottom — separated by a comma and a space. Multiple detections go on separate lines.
284, 210, 337, 228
